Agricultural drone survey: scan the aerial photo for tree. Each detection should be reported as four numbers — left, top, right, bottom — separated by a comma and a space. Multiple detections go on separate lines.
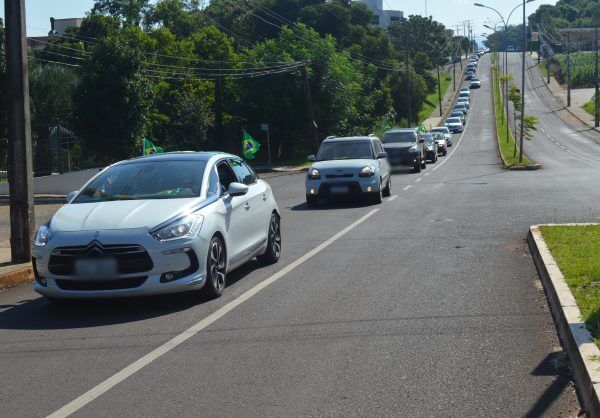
92, 0, 151, 26
73, 34, 151, 163
29, 64, 79, 126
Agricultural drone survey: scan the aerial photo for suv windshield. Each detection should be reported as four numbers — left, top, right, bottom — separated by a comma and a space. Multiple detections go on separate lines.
74, 160, 207, 203
382, 131, 416, 144
316, 141, 374, 161
447, 118, 461, 123
431, 127, 449, 133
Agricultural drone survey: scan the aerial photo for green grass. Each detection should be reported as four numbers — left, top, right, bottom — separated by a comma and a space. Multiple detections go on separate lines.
540, 225, 600, 347
539, 61, 549, 78
492, 66, 533, 167
418, 69, 453, 123
582, 100, 595, 116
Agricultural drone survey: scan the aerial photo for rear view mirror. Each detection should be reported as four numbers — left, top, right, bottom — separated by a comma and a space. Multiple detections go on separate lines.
307, 155, 316, 162
377, 152, 387, 159
419, 138, 425, 144
228, 182, 249, 197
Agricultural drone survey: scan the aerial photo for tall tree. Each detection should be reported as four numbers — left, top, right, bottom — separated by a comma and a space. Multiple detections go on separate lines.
92, 0, 151, 26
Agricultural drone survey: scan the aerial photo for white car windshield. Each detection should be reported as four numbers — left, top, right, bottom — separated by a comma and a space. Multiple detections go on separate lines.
316, 141, 374, 161
74, 160, 208, 203
431, 128, 449, 133
446, 118, 461, 123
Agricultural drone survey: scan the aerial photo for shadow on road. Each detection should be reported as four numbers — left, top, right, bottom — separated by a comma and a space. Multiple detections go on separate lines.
524, 351, 581, 417
290, 200, 377, 211
0, 259, 263, 331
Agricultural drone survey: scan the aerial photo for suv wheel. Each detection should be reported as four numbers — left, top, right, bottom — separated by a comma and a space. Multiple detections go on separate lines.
414, 161, 421, 173
306, 195, 318, 207
421, 155, 427, 169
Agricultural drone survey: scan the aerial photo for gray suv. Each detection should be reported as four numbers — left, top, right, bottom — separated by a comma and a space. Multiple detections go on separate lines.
306, 135, 391, 207
381, 128, 426, 173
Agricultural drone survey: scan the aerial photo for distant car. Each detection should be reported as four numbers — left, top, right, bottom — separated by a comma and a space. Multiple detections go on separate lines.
445, 117, 464, 133
470, 78, 481, 88
306, 135, 391, 206
450, 111, 466, 125
453, 103, 468, 115
465, 71, 474, 80
459, 91, 471, 99
456, 97, 470, 108
507, 45, 515, 52
430, 126, 453, 147
460, 87, 470, 94
382, 128, 427, 173
431, 132, 448, 156
422, 134, 438, 163
32, 152, 281, 301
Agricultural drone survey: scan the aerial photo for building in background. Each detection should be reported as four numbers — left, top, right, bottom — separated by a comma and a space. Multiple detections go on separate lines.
27, 17, 83, 51
355, 0, 403, 29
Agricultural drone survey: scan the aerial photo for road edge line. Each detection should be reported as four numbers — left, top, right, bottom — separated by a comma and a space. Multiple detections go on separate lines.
527, 224, 600, 417
47, 208, 380, 418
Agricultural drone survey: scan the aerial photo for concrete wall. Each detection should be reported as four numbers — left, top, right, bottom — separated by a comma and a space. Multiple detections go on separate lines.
0, 168, 101, 195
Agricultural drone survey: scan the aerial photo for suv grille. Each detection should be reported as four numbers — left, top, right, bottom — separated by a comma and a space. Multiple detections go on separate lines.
49, 241, 153, 276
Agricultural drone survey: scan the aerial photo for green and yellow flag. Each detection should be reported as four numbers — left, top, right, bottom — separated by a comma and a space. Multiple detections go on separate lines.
143, 139, 164, 156
242, 131, 260, 160
417, 123, 427, 133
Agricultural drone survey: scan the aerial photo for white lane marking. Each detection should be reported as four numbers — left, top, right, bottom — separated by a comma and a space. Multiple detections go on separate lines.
388, 194, 398, 201
424, 172, 430, 176
403, 185, 413, 191
47, 209, 380, 418
415, 177, 422, 183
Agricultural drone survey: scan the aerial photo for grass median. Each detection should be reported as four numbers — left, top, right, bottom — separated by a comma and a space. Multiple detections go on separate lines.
540, 224, 600, 347
492, 66, 533, 167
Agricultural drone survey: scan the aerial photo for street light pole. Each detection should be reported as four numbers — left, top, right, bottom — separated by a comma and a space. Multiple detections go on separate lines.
595, 25, 599, 127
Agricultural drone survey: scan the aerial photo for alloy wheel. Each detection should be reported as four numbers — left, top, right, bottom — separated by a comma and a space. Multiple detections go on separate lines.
209, 240, 226, 292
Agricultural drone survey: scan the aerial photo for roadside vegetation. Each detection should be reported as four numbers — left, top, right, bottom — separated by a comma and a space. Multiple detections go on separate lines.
582, 100, 596, 116
418, 69, 452, 123
540, 224, 600, 347
547, 52, 598, 88
491, 65, 533, 167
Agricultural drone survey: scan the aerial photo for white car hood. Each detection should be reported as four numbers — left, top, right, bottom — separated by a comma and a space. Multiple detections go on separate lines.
51, 198, 200, 232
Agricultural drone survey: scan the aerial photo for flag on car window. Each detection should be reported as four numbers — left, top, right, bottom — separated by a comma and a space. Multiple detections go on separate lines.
242, 131, 260, 159
143, 139, 164, 156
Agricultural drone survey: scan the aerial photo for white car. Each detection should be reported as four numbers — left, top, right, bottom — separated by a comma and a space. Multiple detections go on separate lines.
470, 78, 481, 89
430, 126, 453, 147
456, 97, 470, 108
32, 152, 281, 300
445, 117, 464, 133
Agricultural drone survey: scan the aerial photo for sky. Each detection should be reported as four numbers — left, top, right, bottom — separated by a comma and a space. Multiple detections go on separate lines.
1, 0, 559, 38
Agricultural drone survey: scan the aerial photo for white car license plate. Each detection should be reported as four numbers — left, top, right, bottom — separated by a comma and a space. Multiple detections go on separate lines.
74, 258, 118, 279
330, 185, 349, 194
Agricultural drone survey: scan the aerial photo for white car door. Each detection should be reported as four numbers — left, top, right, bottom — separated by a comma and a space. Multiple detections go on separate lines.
216, 160, 251, 266
229, 159, 268, 256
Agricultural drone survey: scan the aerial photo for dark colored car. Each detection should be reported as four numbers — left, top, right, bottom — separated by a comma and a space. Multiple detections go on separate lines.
382, 128, 426, 173
453, 103, 468, 115
422, 133, 438, 163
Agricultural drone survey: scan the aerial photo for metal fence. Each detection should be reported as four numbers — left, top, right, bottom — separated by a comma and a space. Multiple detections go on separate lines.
0, 123, 86, 185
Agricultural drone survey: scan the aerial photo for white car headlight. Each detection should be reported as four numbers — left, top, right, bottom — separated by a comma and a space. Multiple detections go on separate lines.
34, 225, 53, 247
409, 145, 419, 152
426, 145, 434, 151
359, 166, 375, 177
151, 213, 204, 242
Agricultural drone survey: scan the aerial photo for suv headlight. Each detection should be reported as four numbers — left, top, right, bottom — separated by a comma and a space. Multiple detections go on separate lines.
150, 213, 204, 242
34, 225, 52, 247
308, 168, 321, 180
409, 145, 419, 153
359, 166, 375, 177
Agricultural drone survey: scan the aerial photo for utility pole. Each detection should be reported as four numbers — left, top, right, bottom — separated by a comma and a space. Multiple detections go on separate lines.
5, 0, 34, 262
214, 76, 224, 149
519, 0, 526, 164
567, 32, 572, 105
437, 65, 442, 117
301, 65, 319, 152
595, 25, 599, 127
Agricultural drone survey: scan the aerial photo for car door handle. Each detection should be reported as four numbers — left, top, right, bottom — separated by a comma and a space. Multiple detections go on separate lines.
262, 193, 267, 201
244, 202, 250, 210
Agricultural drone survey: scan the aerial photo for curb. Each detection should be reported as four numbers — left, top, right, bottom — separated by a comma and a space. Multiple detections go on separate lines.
0, 265, 33, 291
528, 225, 600, 418
532, 62, 600, 135
491, 65, 540, 170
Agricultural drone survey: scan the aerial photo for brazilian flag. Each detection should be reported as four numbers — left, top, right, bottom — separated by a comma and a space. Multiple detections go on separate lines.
242, 131, 260, 160
417, 123, 427, 133
143, 138, 164, 156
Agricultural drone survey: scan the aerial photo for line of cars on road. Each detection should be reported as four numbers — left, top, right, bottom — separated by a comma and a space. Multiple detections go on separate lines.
444, 53, 483, 134
304, 124, 455, 208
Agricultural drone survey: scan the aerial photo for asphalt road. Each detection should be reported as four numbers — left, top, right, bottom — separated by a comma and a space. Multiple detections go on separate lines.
1, 54, 596, 417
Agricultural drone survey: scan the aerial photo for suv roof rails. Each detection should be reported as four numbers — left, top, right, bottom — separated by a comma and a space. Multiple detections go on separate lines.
368, 133, 376, 137
325, 135, 336, 140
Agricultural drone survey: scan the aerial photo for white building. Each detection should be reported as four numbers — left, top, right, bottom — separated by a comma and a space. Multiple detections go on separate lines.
355, 0, 403, 29
28, 17, 83, 51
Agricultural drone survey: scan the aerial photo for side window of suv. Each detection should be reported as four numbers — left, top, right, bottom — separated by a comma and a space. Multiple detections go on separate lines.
230, 159, 257, 185
373, 140, 383, 155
